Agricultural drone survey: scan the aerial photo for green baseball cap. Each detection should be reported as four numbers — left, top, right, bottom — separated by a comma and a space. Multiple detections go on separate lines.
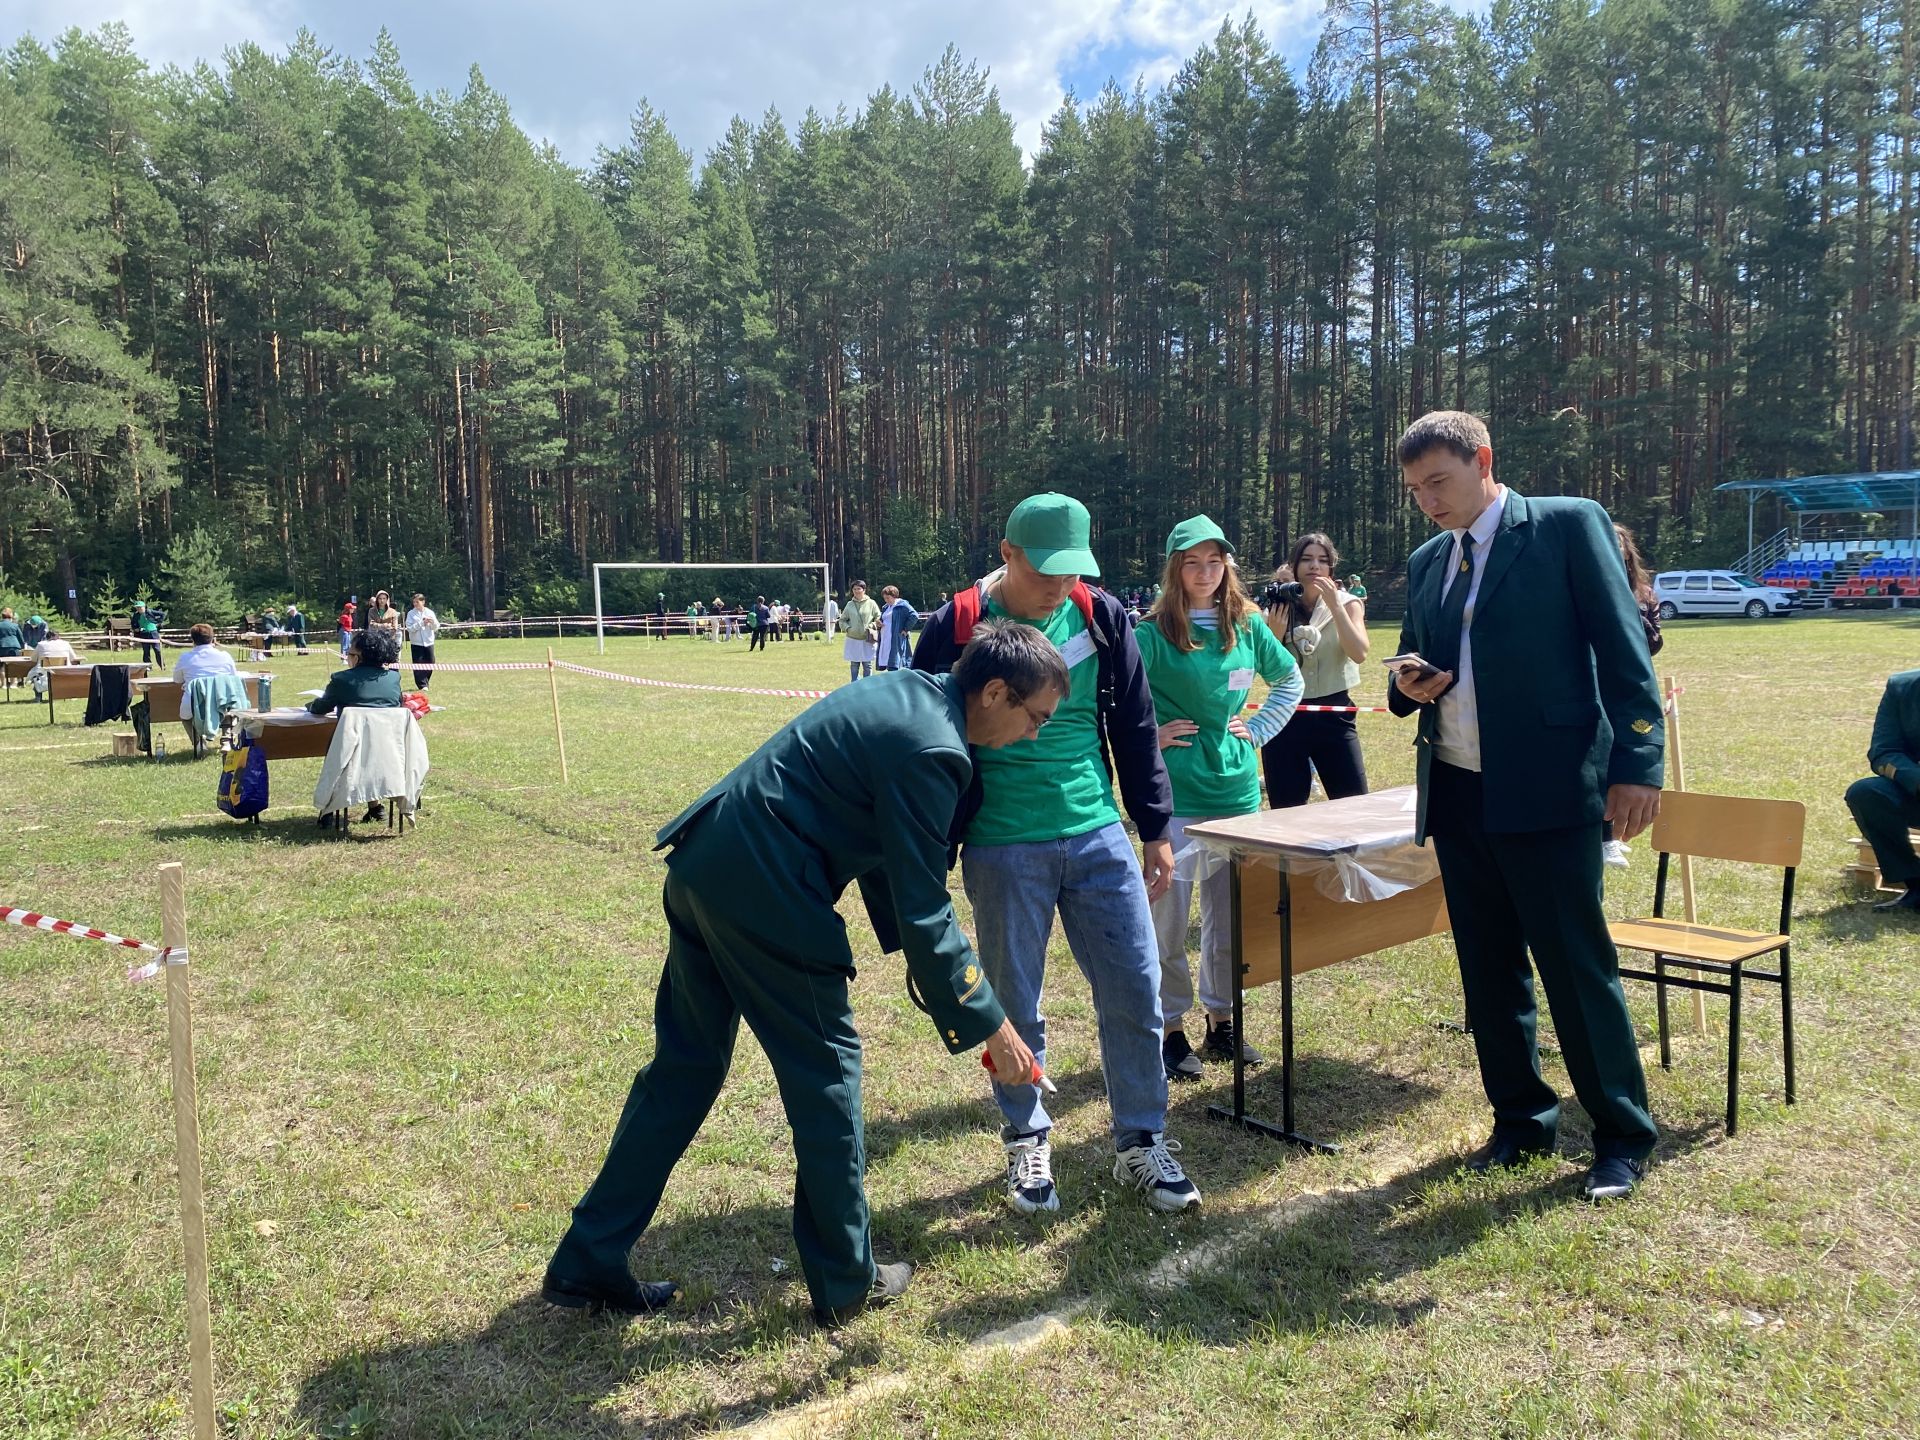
1006, 492, 1100, 577
1165, 514, 1234, 561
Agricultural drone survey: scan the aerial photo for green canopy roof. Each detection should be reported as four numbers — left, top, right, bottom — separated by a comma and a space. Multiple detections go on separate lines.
1716, 472, 1920, 515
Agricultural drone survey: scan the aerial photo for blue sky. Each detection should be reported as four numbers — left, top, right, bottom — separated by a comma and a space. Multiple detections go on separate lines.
7, 1, 1363, 165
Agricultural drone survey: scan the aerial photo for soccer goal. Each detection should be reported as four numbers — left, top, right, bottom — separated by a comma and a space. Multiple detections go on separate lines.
591, 560, 833, 653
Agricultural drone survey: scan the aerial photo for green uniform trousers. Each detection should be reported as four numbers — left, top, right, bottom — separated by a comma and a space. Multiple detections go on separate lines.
548, 870, 874, 1312
1846, 775, 1920, 885
1428, 760, 1657, 1162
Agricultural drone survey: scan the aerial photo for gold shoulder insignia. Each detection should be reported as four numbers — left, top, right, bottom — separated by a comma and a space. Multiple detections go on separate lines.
1631, 718, 1653, 735
964, 964, 979, 985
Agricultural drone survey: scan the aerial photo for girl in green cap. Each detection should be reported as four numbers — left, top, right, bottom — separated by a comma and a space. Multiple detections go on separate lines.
1136, 517, 1303, 1075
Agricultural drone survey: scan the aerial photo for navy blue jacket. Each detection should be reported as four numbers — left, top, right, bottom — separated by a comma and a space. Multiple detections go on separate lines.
911, 578, 1172, 846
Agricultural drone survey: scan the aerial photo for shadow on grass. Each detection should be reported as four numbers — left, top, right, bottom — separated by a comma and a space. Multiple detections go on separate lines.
290, 1058, 1446, 1437
149, 813, 420, 847
295, 1292, 887, 1439
430, 772, 647, 856
292, 1111, 1726, 1439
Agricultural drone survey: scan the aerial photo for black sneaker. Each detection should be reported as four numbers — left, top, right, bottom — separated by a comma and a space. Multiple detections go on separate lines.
361, 801, 386, 823
1163, 1029, 1203, 1081
812, 1261, 913, 1327
1203, 1017, 1264, 1066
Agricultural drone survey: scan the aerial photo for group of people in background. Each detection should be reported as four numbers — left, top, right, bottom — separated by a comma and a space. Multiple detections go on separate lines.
331, 590, 438, 689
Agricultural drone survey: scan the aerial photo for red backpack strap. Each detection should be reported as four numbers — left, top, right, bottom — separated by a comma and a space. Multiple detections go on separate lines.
1069, 581, 1096, 629
951, 585, 984, 645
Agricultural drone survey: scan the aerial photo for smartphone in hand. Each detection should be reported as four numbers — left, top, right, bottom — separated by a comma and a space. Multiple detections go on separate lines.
1384, 653, 1441, 681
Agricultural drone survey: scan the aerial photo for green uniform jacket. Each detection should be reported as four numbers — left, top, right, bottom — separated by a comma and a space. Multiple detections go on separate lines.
1388, 490, 1664, 840
655, 669, 1006, 1054
307, 664, 402, 714
1868, 669, 1920, 794
0, 619, 22, 652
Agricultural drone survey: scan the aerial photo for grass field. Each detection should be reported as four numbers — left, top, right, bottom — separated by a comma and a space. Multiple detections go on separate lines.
4, 615, 1918, 1439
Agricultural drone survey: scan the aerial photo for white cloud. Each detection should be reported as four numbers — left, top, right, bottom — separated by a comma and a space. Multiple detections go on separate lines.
9, 0, 293, 69
10, 1, 1335, 165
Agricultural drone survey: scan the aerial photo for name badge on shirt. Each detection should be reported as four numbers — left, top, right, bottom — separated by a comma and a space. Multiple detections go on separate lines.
1228, 668, 1255, 691
1057, 630, 1096, 670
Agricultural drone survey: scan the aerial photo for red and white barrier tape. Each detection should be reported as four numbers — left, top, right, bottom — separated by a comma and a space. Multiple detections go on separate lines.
1, 904, 184, 982
1663, 685, 1685, 715
381, 661, 554, 673
1296, 704, 1391, 713
555, 661, 834, 699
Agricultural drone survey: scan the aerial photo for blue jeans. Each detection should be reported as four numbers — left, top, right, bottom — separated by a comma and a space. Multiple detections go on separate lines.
961, 821, 1167, 1148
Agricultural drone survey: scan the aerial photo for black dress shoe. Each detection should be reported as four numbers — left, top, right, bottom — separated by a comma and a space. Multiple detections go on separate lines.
812, 1260, 913, 1328
1582, 1155, 1645, 1202
1463, 1135, 1553, 1173
1872, 888, 1920, 912
541, 1270, 680, 1316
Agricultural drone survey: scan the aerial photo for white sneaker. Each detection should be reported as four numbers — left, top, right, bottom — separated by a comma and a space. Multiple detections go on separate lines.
1004, 1134, 1060, 1215
1114, 1135, 1201, 1212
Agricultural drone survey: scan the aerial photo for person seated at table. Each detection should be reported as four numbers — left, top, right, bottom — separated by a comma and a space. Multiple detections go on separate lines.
167, 623, 243, 750
172, 621, 239, 700
309, 626, 401, 718
33, 628, 79, 664
309, 626, 402, 826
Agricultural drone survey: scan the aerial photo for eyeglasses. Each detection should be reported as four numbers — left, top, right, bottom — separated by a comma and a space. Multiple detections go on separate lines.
1009, 690, 1056, 731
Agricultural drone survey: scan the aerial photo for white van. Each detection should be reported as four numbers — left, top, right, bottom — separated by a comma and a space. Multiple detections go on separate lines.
1651, 570, 1800, 619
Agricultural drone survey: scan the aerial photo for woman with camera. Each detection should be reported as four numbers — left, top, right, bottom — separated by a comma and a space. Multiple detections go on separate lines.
1262, 532, 1370, 808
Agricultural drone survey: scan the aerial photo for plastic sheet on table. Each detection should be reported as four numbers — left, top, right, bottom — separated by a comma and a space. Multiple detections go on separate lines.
1183, 786, 1440, 904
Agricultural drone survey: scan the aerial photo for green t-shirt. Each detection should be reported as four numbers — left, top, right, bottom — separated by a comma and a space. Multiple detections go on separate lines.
1136, 610, 1297, 818
969, 594, 1121, 846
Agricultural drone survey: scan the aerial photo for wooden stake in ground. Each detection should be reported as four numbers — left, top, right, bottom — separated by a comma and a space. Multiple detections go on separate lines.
1665, 677, 1707, 1034
159, 862, 217, 1440
547, 647, 570, 784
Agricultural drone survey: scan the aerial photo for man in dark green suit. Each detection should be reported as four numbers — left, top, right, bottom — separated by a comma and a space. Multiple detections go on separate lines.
1388, 411, 1665, 1202
1845, 670, 1920, 911
544, 623, 1058, 1327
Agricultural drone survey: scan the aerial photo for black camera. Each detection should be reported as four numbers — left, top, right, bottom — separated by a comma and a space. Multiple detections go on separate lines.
1261, 579, 1304, 609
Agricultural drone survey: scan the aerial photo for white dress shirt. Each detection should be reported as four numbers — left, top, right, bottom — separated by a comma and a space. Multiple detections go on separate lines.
1432, 485, 1508, 773
171, 643, 240, 718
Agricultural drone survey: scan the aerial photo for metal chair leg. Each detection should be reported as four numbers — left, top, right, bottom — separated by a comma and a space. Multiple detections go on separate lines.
1655, 954, 1672, 1069
1779, 945, 1795, 1105
1726, 963, 1744, 1136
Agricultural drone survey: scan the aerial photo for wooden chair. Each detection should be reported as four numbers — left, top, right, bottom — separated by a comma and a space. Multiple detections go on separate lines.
1610, 791, 1804, 1136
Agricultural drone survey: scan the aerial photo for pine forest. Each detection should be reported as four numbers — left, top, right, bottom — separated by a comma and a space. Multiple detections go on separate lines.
2, 1, 1917, 619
